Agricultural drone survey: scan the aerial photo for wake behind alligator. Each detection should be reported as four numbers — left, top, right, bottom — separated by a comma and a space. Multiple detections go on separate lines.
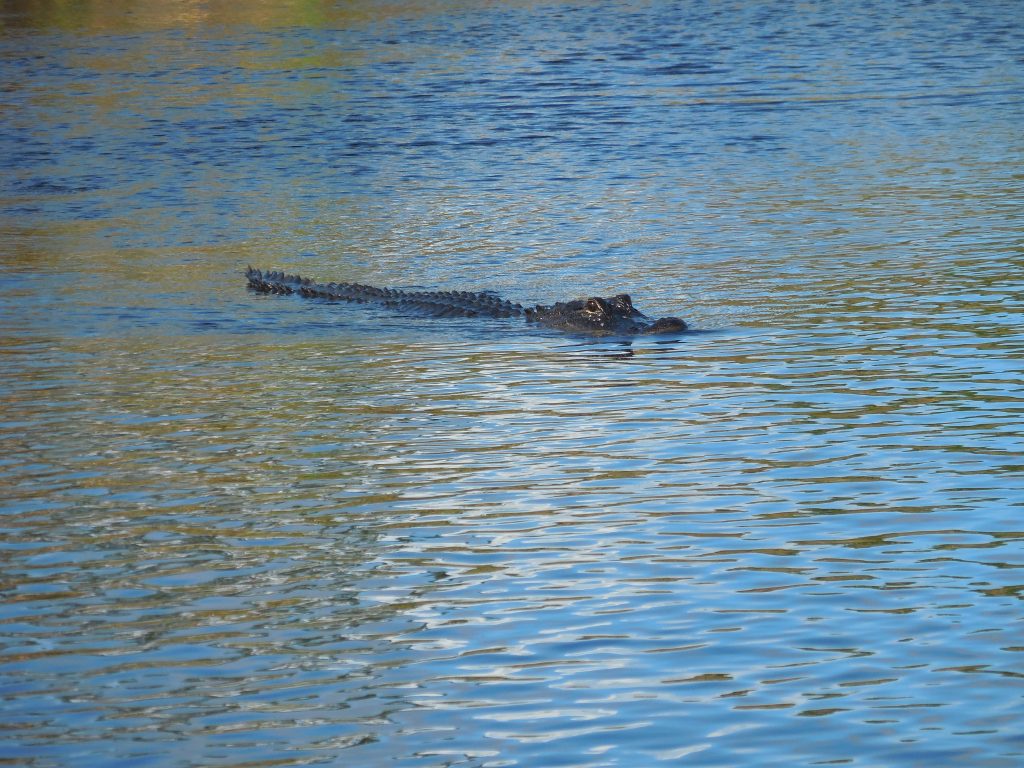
246, 267, 687, 335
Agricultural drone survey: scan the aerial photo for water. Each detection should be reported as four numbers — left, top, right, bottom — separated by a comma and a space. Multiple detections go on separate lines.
2, 1, 1023, 765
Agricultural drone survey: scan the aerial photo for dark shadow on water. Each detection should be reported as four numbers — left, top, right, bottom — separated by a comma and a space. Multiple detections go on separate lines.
556, 327, 729, 360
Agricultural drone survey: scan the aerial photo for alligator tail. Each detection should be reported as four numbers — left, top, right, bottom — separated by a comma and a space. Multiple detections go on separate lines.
245, 266, 526, 319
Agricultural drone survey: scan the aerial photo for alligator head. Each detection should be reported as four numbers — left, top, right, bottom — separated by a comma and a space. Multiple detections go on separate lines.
526, 294, 687, 335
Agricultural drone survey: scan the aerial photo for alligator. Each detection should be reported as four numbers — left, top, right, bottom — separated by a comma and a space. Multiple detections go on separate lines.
245, 267, 687, 335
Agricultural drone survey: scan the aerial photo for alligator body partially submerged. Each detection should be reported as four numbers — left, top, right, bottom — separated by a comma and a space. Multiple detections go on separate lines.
246, 267, 687, 336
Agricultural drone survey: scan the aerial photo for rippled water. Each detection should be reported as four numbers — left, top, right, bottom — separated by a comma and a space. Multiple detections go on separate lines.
2, 1, 1023, 766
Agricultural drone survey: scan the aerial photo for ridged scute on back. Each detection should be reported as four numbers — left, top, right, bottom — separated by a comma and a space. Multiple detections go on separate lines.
246, 266, 525, 319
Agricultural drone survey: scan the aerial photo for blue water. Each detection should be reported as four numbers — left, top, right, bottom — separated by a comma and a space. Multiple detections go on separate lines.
2, 1, 1023, 766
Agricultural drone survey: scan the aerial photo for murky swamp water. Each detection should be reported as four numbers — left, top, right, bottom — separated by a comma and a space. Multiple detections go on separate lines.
1, 1, 1023, 765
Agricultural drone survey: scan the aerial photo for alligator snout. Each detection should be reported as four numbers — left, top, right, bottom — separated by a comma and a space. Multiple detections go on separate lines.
644, 316, 688, 334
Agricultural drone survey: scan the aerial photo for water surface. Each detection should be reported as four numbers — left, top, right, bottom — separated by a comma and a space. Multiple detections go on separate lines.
2, 1, 1023, 766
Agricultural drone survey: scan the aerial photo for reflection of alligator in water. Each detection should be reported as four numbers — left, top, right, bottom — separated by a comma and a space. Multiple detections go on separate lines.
246, 267, 687, 335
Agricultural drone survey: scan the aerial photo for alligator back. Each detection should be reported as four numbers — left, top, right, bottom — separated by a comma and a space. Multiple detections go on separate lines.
246, 267, 525, 319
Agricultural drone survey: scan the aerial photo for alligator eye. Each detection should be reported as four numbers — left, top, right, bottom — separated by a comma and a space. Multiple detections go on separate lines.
585, 298, 602, 313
